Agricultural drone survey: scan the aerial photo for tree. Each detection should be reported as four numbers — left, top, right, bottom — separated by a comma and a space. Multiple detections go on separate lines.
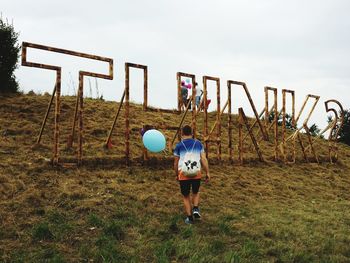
329, 109, 350, 146
268, 112, 295, 130
308, 123, 321, 137
269, 111, 319, 135
0, 17, 20, 93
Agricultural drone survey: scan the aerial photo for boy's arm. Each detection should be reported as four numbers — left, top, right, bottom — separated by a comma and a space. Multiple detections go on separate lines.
200, 152, 210, 181
174, 156, 180, 180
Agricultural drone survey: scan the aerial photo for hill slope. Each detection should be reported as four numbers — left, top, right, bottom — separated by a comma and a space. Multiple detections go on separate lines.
1, 93, 350, 262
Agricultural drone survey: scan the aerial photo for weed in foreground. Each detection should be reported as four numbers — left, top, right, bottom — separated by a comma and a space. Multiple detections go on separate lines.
32, 222, 53, 241
154, 240, 175, 263
103, 221, 125, 240
94, 235, 128, 262
31, 246, 66, 263
87, 213, 105, 228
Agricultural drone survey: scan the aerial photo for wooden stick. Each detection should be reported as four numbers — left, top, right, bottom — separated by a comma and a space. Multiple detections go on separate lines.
53, 70, 61, 165
37, 83, 56, 144
105, 90, 125, 147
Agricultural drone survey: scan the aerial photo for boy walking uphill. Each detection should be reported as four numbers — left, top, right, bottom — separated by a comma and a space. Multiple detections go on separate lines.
174, 125, 210, 224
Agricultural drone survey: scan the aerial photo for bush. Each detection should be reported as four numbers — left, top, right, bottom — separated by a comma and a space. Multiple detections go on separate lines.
32, 222, 54, 241
0, 17, 20, 93
329, 109, 350, 146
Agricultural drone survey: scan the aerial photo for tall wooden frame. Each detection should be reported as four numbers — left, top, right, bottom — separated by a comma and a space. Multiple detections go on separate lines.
21, 42, 113, 165
265, 86, 278, 161
281, 89, 296, 163
203, 76, 221, 160
177, 72, 197, 138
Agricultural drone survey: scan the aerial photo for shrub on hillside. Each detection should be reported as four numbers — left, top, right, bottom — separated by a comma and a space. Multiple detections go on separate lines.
329, 109, 350, 146
0, 17, 20, 94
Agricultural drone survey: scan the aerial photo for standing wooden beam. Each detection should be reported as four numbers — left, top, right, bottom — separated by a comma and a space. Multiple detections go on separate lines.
125, 64, 130, 165
227, 81, 233, 163
177, 73, 181, 112
77, 73, 84, 165
217, 78, 221, 161
281, 89, 295, 163
144, 66, 148, 111
265, 86, 278, 161
203, 77, 209, 159
192, 76, 197, 138
203, 76, 221, 160
53, 70, 61, 165
238, 109, 243, 165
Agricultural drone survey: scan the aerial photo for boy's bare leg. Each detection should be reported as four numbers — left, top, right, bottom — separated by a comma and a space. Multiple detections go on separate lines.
192, 193, 199, 207
183, 195, 192, 216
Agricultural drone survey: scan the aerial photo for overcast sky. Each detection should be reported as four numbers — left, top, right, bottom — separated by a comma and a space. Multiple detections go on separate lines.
2, 0, 350, 129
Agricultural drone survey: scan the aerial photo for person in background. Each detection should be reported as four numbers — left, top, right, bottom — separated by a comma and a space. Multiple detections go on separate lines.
181, 81, 188, 111
195, 82, 203, 110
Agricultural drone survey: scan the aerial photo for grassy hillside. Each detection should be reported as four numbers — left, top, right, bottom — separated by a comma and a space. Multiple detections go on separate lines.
1, 93, 350, 262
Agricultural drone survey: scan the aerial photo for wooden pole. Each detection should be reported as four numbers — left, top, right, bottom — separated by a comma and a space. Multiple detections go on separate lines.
238, 109, 243, 165
192, 77, 197, 138
177, 73, 181, 112
37, 83, 56, 144
144, 66, 148, 111
264, 87, 278, 161
105, 90, 125, 147
77, 73, 84, 165
228, 82, 233, 162
203, 77, 209, 159
125, 64, 130, 165
53, 70, 61, 165
282, 90, 286, 162
216, 79, 221, 161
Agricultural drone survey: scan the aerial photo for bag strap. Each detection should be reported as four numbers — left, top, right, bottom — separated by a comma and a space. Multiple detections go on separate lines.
181, 141, 189, 152
181, 140, 197, 153
190, 140, 197, 152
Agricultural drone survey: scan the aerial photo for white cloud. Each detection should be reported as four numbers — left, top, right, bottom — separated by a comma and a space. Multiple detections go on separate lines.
1, 0, 349, 130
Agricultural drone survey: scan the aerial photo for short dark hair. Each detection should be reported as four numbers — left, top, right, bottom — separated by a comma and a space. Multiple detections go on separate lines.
182, 125, 192, 136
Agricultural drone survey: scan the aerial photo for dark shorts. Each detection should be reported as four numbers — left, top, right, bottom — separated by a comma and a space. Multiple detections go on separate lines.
179, 179, 201, 196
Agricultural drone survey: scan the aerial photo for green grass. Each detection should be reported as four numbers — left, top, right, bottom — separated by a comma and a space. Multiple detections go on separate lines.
1, 94, 350, 262
32, 222, 54, 241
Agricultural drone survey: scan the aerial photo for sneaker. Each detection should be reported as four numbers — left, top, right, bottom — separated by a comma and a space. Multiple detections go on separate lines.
184, 217, 194, 225
193, 208, 201, 219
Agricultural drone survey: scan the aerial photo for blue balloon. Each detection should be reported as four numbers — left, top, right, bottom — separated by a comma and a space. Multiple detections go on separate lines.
185, 79, 191, 84
142, 129, 166, 153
